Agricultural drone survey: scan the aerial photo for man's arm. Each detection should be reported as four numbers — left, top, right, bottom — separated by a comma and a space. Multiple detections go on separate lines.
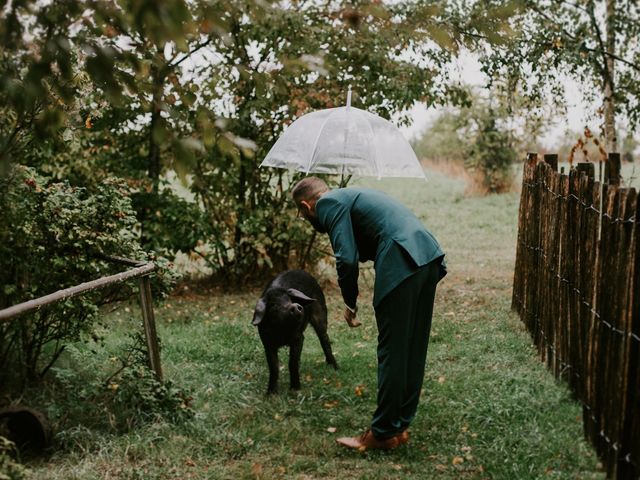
316, 196, 359, 310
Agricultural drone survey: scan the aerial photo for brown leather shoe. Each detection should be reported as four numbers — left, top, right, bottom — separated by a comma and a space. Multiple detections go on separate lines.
336, 429, 406, 451
398, 430, 410, 445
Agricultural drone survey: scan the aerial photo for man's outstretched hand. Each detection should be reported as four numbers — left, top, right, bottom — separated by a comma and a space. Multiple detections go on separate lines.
343, 306, 362, 328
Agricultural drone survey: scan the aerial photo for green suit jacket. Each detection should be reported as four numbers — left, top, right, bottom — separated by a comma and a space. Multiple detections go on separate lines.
315, 187, 446, 308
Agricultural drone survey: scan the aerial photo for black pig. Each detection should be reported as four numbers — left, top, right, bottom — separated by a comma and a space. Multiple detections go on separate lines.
252, 270, 337, 394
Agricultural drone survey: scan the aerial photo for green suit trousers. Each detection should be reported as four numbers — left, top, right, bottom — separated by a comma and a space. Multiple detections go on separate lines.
371, 259, 441, 439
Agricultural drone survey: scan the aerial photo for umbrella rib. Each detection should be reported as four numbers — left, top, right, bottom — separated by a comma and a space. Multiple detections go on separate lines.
363, 113, 382, 179
306, 108, 340, 174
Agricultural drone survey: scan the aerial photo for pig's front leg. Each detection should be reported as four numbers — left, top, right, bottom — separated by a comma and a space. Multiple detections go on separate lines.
265, 348, 279, 394
289, 336, 304, 390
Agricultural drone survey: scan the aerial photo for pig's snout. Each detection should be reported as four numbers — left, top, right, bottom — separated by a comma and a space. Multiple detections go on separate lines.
290, 303, 303, 315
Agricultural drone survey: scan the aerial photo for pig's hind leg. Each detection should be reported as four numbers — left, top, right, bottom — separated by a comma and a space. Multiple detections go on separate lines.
310, 312, 338, 369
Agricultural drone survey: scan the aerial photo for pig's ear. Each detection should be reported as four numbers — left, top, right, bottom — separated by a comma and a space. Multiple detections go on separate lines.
287, 288, 316, 305
252, 298, 267, 326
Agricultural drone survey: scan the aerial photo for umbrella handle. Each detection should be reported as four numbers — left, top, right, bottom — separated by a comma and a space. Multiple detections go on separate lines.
339, 174, 352, 188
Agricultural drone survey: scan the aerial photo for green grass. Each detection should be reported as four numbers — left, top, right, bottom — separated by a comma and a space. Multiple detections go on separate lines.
23, 169, 604, 479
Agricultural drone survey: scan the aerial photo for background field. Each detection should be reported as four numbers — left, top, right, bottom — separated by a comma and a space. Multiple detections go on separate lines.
26, 167, 606, 480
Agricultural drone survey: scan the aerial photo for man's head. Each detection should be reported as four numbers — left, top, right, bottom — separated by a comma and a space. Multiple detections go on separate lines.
291, 176, 330, 232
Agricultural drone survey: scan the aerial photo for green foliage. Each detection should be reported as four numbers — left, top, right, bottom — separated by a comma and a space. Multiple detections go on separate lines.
132, 189, 211, 255
0, 436, 29, 480
48, 334, 193, 442
108, 365, 194, 430
0, 166, 172, 386
186, 0, 479, 282
466, 109, 517, 193
0, 1, 85, 172
414, 94, 517, 193
477, 0, 640, 130
414, 110, 470, 164
621, 131, 638, 163
0, 0, 525, 284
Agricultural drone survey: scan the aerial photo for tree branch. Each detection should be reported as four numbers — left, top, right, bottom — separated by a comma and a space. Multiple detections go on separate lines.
168, 36, 214, 70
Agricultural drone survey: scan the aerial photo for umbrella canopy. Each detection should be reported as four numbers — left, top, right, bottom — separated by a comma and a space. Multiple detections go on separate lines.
260, 91, 426, 180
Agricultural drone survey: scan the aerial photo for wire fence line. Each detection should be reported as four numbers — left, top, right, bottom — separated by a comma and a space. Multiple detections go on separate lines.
512, 153, 639, 480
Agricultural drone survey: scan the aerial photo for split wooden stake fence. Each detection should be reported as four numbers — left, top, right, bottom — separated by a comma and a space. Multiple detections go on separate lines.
512, 153, 639, 479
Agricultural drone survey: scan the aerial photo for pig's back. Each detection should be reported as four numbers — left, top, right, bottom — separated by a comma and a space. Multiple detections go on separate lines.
270, 270, 325, 305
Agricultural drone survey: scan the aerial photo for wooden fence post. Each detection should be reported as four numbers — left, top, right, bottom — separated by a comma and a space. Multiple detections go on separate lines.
139, 276, 163, 381
576, 162, 595, 179
544, 154, 558, 171
606, 153, 622, 185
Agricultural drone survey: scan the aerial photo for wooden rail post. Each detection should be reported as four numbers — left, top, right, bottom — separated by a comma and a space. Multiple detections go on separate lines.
139, 276, 163, 381
0, 260, 164, 382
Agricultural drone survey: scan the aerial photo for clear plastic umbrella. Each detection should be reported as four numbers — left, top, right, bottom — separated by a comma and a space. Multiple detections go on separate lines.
260, 88, 426, 180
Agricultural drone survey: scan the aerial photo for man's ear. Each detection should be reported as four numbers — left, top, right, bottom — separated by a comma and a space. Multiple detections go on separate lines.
252, 298, 267, 326
300, 200, 312, 214
287, 288, 316, 306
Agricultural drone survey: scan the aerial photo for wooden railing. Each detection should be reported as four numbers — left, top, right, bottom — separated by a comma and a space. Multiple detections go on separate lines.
0, 256, 162, 380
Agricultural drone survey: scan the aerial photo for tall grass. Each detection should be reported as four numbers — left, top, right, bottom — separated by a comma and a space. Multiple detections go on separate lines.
23, 168, 603, 479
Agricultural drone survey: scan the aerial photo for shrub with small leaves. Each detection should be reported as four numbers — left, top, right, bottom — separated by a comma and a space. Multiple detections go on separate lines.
132, 189, 211, 256
465, 110, 516, 194
107, 365, 194, 430
0, 436, 29, 480
0, 166, 174, 389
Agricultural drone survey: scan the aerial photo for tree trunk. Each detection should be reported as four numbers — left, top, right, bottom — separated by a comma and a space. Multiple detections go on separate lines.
148, 65, 164, 193
603, 0, 617, 153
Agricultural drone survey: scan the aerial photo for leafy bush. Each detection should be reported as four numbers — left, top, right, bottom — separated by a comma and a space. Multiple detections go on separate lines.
415, 101, 516, 194
0, 166, 173, 388
192, 147, 335, 284
49, 334, 193, 442
0, 436, 29, 480
108, 364, 194, 429
465, 110, 516, 193
132, 189, 211, 255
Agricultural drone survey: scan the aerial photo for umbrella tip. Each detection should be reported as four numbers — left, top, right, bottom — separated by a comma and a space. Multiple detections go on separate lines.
347, 85, 352, 108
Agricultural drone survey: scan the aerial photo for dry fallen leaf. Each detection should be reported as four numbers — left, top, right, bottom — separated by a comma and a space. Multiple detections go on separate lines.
438, 376, 446, 384
452, 456, 464, 465
327, 427, 337, 433
355, 384, 365, 397
251, 462, 263, 478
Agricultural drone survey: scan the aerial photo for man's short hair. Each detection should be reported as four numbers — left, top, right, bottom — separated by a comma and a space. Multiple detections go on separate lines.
291, 176, 329, 203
